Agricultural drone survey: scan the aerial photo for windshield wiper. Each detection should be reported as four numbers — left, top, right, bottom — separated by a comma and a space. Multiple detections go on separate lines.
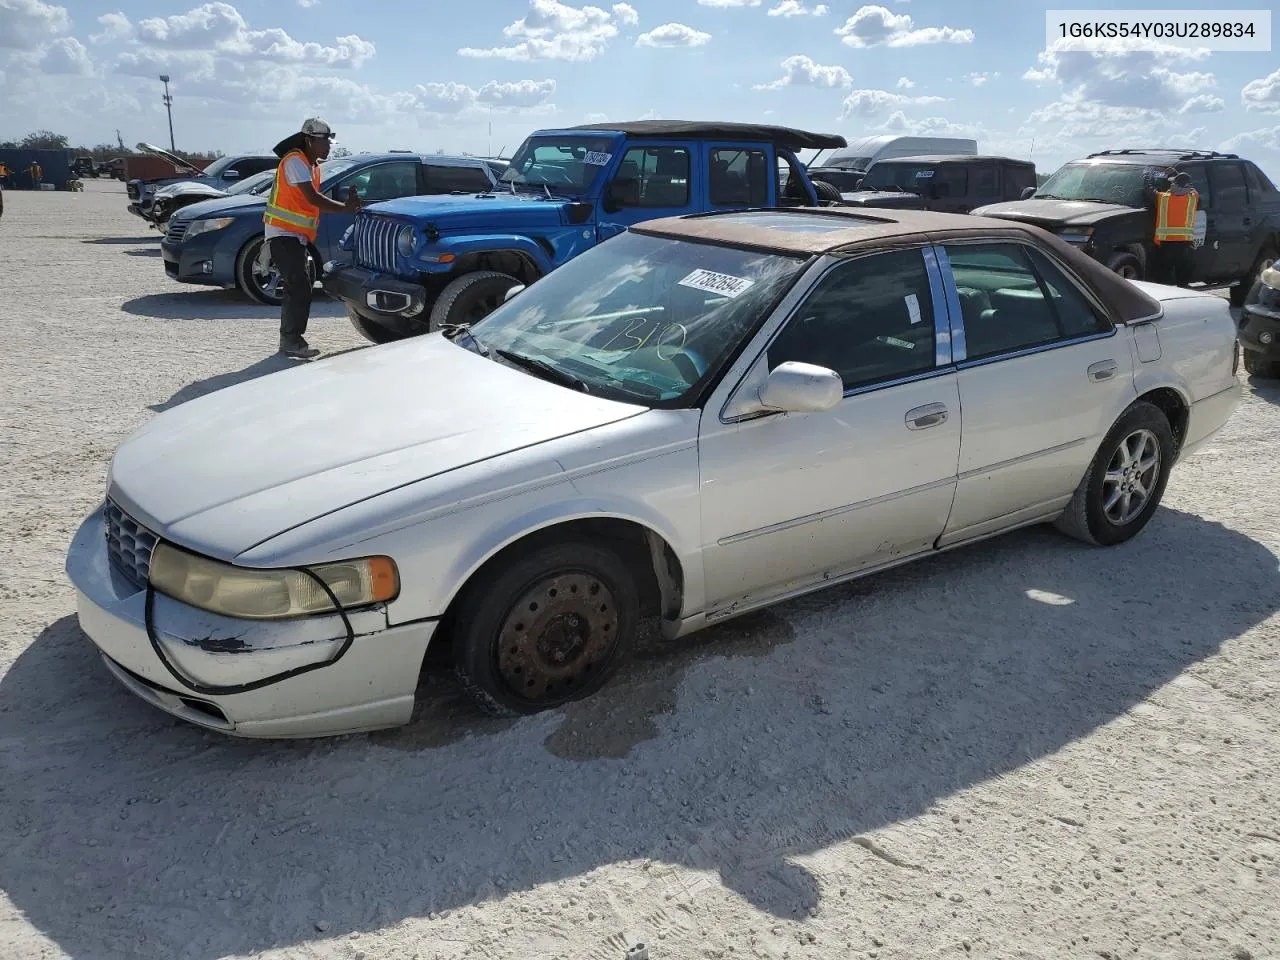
494, 348, 589, 392
1075, 197, 1124, 205
1034, 193, 1065, 200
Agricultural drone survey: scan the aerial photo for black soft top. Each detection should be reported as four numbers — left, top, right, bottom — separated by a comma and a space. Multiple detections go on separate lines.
568, 121, 846, 151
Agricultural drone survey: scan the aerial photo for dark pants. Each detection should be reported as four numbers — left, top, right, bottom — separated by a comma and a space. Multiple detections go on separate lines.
269, 236, 311, 340
1154, 242, 1194, 286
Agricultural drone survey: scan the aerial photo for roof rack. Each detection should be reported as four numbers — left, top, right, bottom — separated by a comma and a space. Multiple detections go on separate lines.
1086, 148, 1240, 161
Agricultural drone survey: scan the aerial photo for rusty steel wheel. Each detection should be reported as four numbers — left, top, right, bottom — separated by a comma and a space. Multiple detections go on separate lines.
453, 541, 639, 717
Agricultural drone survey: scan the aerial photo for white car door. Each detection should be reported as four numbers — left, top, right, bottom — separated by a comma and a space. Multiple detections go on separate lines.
698, 247, 962, 616
935, 240, 1136, 547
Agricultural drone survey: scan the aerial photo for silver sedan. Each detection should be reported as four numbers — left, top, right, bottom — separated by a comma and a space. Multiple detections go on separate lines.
65, 208, 1241, 737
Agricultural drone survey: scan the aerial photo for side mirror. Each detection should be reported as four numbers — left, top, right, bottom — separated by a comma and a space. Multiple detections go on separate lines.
758, 361, 843, 413
503, 284, 526, 303
1021, 186, 1036, 200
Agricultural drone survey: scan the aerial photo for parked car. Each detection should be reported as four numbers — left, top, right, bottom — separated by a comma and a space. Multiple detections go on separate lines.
66, 207, 1241, 738
321, 120, 848, 344
972, 149, 1280, 304
160, 153, 501, 305
72, 156, 99, 179
1238, 264, 1280, 377
807, 135, 979, 191
147, 168, 275, 228
838, 155, 1037, 213
127, 143, 279, 223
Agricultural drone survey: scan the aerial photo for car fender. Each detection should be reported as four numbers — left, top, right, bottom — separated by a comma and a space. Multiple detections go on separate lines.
417, 233, 559, 275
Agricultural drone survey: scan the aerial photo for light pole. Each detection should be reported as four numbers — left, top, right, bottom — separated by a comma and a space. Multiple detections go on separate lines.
159, 75, 175, 152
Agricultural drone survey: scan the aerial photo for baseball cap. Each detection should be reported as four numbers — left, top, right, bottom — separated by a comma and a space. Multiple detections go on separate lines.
301, 117, 335, 140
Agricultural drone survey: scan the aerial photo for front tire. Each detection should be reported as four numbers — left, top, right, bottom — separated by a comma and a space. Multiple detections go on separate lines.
452, 541, 639, 717
1055, 401, 1175, 546
427, 270, 520, 332
1243, 350, 1280, 379
345, 304, 403, 344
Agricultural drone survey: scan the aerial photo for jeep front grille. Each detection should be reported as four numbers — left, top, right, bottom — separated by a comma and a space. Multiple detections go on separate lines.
354, 215, 402, 276
104, 500, 158, 591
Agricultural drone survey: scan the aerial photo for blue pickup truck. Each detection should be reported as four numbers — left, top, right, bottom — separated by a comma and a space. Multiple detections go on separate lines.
321, 121, 847, 342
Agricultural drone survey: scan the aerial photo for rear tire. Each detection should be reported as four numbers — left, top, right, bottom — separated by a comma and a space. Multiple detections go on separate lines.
811, 179, 844, 204
452, 541, 639, 717
427, 270, 521, 332
345, 304, 403, 344
1054, 401, 1175, 547
1242, 350, 1280, 379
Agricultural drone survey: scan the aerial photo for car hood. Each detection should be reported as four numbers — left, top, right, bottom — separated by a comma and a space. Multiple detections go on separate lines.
171, 192, 266, 222
135, 141, 205, 176
156, 180, 226, 200
839, 190, 924, 207
369, 192, 581, 230
106, 336, 647, 560
972, 198, 1142, 225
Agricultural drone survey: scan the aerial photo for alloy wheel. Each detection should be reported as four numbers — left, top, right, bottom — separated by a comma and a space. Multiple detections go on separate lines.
1102, 428, 1161, 526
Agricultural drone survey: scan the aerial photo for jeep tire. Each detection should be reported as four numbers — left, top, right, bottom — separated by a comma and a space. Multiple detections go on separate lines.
811, 179, 844, 204
346, 305, 402, 344
427, 271, 521, 332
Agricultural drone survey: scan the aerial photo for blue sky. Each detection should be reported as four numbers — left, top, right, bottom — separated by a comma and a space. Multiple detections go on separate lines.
2, 0, 1279, 178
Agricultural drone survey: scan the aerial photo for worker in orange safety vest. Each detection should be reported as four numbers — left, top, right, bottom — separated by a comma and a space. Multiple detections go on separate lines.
264, 117, 363, 359
1151, 171, 1199, 287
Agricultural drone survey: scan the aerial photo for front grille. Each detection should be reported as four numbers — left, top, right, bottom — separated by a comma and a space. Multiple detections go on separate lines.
166, 219, 189, 244
126, 181, 140, 200
353, 214, 403, 275
104, 500, 158, 590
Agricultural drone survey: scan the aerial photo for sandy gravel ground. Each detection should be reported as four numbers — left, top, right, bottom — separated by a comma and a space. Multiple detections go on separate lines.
2, 182, 1279, 960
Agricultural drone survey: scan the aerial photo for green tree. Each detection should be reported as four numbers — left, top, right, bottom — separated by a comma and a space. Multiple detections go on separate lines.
21, 130, 70, 149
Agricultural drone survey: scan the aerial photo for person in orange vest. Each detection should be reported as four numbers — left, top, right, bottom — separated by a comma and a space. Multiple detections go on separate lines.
28, 160, 43, 190
264, 117, 362, 358
1152, 171, 1199, 287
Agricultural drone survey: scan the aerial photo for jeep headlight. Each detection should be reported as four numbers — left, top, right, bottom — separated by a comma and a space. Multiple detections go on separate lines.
184, 217, 235, 240
339, 224, 354, 251
396, 225, 415, 257
149, 543, 399, 620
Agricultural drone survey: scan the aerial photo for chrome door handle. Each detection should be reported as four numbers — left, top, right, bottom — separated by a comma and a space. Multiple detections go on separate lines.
905, 402, 948, 430
1088, 360, 1118, 382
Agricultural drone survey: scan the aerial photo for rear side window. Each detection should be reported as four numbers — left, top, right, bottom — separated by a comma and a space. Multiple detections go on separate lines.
973, 164, 999, 199
1208, 163, 1247, 212
1004, 163, 1036, 196
428, 164, 493, 193
1178, 164, 1211, 209
710, 148, 769, 206
1244, 162, 1277, 197
933, 166, 968, 198
1025, 248, 1113, 338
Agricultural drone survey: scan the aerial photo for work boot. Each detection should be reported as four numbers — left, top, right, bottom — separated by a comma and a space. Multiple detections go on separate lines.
279, 336, 320, 359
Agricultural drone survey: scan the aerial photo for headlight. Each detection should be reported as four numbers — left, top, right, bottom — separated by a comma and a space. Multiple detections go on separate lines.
183, 217, 235, 240
339, 224, 355, 251
149, 543, 400, 620
1261, 264, 1280, 290
1057, 227, 1094, 245
396, 225, 415, 257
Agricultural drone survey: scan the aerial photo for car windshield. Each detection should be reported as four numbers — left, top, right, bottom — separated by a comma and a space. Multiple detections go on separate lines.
464, 231, 807, 406
201, 156, 235, 179
227, 169, 275, 195
317, 158, 359, 188
1034, 162, 1151, 206
860, 162, 939, 192
498, 135, 619, 194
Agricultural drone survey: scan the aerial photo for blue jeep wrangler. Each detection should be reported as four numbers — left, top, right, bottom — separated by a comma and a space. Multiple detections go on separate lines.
321, 120, 847, 342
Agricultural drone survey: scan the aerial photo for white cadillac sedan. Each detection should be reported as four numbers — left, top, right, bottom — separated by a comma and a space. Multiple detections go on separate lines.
66, 208, 1241, 738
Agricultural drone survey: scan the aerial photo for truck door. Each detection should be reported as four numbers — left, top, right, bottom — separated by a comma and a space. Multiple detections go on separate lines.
704, 143, 774, 213
1206, 162, 1252, 281
596, 142, 695, 242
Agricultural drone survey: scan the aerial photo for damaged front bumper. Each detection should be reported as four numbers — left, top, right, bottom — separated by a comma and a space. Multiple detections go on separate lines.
64, 505, 435, 739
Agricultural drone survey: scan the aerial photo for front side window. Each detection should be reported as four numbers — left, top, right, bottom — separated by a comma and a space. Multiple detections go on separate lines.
500, 135, 618, 194
343, 162, 420, 201
466, 231, 805, 405
710, 148, 769, 206
945, 242, 1110, 360
768, 249, 938, 391
607, 146, 690, 208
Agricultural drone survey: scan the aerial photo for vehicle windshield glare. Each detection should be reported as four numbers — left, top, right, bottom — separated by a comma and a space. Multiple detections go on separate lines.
498, 135, 620, 194
1035, 162, 1154, 207
227, 169, 276, 195
201, 156, 235, 179
467, 231, 807, 405
860, 162, 938, 192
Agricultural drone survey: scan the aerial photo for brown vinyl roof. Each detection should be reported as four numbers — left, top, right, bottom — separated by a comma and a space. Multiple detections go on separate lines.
629, 207, 1163, 325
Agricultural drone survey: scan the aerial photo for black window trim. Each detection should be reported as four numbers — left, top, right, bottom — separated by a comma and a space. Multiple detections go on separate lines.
935, 237, 1119, 369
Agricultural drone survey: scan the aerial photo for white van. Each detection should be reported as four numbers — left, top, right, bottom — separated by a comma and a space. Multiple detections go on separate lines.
809, 135, 978, 188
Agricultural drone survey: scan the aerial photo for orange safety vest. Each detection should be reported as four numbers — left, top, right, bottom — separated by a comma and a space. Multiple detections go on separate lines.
263, 149, 321, 242
1154, 189, 1197, 245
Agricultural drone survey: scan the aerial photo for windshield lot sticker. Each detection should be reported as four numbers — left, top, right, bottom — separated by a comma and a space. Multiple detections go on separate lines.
914, 170, 935, 178
583, 152, 613, 166
1193, 210, 1207, 248
905, 293, 923, 324
678, 269, 756, 299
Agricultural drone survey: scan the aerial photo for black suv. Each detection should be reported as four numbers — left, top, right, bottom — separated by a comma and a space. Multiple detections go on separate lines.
837, 155, 1038, 213
972, 149, 1280, 304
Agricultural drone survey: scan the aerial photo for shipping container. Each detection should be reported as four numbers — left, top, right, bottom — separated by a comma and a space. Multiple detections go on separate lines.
0, 149, 73, 190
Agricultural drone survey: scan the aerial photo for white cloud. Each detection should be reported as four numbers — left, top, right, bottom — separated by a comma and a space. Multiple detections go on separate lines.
754, 54, 851, 90
458, 0, 637, 61
478, 78, 557, 108
896, 76, 914, 89
1242, 68, 1280, 114
90, 12, 132, 45
697, 0, 761, 5
40, 36, 93, 75
298, 0, 319, 6
1220, 124, 1280, 154
966, 71, 999, 86
841, 88, 949, 117
1025, 47, 1215, 113
636, 23, 712, 48
835, 5, 973, 48
1179, 94, 1224, 114
0, 0, 69, 50
767, 1, 829, 15
878, 110, 984, 140
583, 111, 609, 122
